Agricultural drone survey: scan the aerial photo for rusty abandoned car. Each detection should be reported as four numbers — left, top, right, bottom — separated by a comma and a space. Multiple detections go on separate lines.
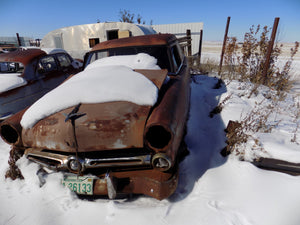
0, 48, 82, 120
0, 34, 191, 200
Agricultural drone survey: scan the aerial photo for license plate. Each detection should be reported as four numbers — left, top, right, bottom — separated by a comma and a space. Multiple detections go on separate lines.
62, 175, 93, 195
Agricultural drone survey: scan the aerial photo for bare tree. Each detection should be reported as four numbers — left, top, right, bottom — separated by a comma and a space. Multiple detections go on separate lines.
119, 9, 151, 25
137, 14, 145, 24
119, 9, 135, 23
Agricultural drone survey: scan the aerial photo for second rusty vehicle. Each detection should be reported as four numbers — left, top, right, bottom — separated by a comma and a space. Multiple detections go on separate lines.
0, 34, 191, 200
0, 48, 82, 120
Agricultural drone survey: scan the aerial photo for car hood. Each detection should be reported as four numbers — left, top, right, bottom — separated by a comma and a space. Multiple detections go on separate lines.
21, 69, 168, 152
20, 64, 164, 129
22, 102, 151, 151
0, 73, 27, 93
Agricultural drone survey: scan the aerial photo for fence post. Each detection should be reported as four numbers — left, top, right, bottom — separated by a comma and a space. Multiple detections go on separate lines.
198, 29, 203, 66
16, 33, 22, 46
218, 16, 231, 76
262, 17, 280, 85
186, 29, 192, 56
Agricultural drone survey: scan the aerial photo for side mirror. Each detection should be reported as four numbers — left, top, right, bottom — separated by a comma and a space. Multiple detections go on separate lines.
71, 60, 83, 69
83, 52, 89, 68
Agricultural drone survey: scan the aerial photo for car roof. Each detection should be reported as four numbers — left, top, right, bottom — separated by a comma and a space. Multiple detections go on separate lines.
0, 48, 68, 65
0, 48, 46, 65
41, 48, 68, 55
91, 33, 177, 52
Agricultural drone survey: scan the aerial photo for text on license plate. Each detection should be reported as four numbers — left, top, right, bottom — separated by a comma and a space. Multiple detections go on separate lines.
62, 175, 93, 195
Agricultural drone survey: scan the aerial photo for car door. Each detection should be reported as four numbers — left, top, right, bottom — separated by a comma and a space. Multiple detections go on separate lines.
35, 54, 66, 93
0, 59, 48, 119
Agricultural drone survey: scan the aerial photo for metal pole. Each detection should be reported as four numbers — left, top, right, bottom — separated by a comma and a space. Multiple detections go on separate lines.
198, 29, 203, 66
16, 33, 21, 46
218, 16, 231, 76
262, 17, 280, 85
186, 29, 192, 56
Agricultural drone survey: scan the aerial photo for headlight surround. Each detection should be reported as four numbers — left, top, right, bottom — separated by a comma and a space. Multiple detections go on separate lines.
0, 124, 19, 144
152, 153, 172, 171
145, 125, 172, 151
67, 156, 84, 173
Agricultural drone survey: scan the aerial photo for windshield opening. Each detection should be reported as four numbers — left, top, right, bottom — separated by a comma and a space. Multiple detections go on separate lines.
0, 62, 24, 74
86, 46, 171, 72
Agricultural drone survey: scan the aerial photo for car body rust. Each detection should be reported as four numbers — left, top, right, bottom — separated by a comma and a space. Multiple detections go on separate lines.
0, 34, 191, 200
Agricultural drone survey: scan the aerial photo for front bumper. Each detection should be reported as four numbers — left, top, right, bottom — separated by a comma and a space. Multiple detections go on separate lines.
25, 148, 178, 200
25, 148, 152, 172
92, 169, 178, 200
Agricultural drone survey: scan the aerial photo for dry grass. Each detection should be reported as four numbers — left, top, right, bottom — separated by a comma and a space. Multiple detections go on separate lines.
221, 25, 299, 97
209, 93, 232, 118
222, 99, 280, 158
291, 100, 300, 144
202, 24, 300, 157
5, 147, 24, 180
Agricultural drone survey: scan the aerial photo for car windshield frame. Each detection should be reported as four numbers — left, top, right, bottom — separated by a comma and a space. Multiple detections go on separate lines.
85, 45, 172, 72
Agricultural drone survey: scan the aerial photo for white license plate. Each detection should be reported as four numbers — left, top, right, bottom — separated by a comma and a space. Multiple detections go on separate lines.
62, 175, 93, 195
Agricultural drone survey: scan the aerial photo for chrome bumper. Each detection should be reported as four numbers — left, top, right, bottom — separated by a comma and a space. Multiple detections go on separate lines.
25, 148, 152, 173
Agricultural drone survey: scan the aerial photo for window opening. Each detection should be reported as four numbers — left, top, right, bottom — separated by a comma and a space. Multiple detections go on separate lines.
57, 54, 72, 68
89, 38, 100, 48
38, 56, 58, 73
171, 46, 183, 73
107, 30, 119, 40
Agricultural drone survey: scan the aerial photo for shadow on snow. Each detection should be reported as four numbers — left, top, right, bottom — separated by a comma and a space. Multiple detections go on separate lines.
169, 75, 228, 202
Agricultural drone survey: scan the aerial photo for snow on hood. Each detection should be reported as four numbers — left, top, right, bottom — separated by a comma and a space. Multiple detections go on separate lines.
0, 73, 27, 93
85, 53, 161, 70
21, 53, 160, 129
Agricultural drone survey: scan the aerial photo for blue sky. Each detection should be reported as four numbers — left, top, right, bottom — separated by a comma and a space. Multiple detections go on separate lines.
0, 0, 299, 42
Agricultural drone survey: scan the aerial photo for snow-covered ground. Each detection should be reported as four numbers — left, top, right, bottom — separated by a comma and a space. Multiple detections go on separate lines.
1, 56, 300, 225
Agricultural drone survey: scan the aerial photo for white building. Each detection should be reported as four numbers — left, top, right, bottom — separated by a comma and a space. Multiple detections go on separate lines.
41, 22, 204, 59
41, 22, 156, 59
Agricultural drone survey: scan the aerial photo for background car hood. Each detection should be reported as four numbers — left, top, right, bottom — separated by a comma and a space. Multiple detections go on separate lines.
0, 74, 27, 93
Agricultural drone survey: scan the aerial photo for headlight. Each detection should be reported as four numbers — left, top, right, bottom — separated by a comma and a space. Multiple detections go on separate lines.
67, 156, 83, 172
0, 124, 19, 144
145, 125, 172, 150
152, 153, 171, 171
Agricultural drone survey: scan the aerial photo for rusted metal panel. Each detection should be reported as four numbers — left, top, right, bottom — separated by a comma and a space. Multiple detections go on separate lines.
75, 102, 152, 151
22, 108, 76, 152
145, 61, 191, 163
21, 69, 168, 152
253, 157, 300, 176
21, 102, 151, 152
0, 48, 46, 65
93, 169, 178, 200
91, 33, 177, 51
0, 108, 26, 146
135, 69, 168, 89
